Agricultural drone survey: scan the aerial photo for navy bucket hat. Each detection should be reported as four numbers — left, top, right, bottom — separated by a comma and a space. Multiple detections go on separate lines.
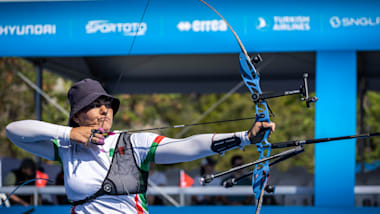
67, 79, 120, 127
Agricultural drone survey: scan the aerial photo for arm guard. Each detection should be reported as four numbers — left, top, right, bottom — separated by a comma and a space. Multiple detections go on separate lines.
211, 135, 241, 154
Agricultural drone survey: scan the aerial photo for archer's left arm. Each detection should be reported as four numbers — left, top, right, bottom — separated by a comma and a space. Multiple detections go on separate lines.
155, 122, 275, 164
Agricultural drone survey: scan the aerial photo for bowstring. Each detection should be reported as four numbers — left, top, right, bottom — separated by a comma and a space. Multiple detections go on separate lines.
100, 0, 151, 130
97, 0, 151, 164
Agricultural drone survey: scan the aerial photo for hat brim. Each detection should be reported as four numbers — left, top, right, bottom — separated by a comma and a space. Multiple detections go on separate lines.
68, 93, 120, 127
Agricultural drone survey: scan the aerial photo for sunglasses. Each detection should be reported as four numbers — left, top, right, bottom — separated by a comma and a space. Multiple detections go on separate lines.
83, 98, 113, 112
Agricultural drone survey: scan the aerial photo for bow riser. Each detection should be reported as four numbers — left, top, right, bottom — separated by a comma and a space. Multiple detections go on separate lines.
239, 47, 272, 201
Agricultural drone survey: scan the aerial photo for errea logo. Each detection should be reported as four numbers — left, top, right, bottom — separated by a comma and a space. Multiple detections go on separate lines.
177, 22, 192, 31
177, 19, 227, 32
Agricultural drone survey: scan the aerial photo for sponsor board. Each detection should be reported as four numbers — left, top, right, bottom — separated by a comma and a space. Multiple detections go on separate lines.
177, 19, 227, 32
0, 24, 56, 36
330, 16, 380, 28
256, 16, 310, 31
85, 20, 147, 36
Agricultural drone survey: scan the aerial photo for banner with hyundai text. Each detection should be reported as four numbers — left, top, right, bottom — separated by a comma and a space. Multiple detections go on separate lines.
0, 0, 379, 56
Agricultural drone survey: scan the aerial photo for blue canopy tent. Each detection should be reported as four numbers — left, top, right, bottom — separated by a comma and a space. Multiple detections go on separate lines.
1, 0, 380, 213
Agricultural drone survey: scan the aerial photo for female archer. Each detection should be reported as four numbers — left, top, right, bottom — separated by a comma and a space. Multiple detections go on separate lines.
6, 78, 275, 214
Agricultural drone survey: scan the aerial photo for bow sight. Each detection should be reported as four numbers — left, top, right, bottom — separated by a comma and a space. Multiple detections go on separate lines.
252, 72, 318, 108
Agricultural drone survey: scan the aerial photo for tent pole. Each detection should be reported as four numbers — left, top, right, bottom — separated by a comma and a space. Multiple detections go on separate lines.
35, 62, 43, 169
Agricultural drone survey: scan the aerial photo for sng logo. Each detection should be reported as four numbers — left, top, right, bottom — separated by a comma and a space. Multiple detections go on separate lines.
330, 16, 380, 28
330, 17, 341, 28
86, 20, 147, 36
177, 19, 227, 32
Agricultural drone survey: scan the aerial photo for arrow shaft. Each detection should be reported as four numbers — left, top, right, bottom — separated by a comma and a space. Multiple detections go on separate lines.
114, 116, 255, 133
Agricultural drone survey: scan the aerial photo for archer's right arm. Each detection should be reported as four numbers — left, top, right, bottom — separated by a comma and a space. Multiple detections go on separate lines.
5, 120, 72, 160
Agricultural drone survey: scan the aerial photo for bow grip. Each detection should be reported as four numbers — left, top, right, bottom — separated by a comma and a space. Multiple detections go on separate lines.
249, 127, 271, 144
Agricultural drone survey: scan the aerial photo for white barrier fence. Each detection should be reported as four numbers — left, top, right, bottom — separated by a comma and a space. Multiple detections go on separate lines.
1, 185, 380, 206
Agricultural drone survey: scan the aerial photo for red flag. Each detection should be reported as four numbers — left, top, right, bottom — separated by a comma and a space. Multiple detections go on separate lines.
179, 170, 194, 188
35, 170, 49, 188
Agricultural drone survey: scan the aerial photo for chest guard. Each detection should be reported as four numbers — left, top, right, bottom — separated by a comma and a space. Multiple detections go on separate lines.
73, 133, 149, 205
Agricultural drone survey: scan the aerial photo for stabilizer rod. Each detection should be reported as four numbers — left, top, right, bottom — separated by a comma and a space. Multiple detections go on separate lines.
223, 146, 304, 188
271, 132, 380, 149
201, 146, 304, 184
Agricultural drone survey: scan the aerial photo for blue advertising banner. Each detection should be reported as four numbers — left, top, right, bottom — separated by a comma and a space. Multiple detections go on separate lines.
0, 0, 379, 56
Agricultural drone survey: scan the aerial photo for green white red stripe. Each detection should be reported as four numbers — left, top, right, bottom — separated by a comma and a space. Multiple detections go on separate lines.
140, 135, 165, 171
136, 135, 165, 213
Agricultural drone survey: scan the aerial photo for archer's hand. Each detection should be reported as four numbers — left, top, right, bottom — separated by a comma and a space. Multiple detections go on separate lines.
247, 121, 275, 144
70, 126, 105, 146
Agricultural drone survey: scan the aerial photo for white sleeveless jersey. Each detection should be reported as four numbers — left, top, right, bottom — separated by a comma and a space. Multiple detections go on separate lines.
54, 132, 162, 214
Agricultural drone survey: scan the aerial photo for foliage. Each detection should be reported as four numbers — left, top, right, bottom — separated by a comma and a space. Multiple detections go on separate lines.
0, 58, 37, 158
0, 58, 73, 160
363, 91, 380, 162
